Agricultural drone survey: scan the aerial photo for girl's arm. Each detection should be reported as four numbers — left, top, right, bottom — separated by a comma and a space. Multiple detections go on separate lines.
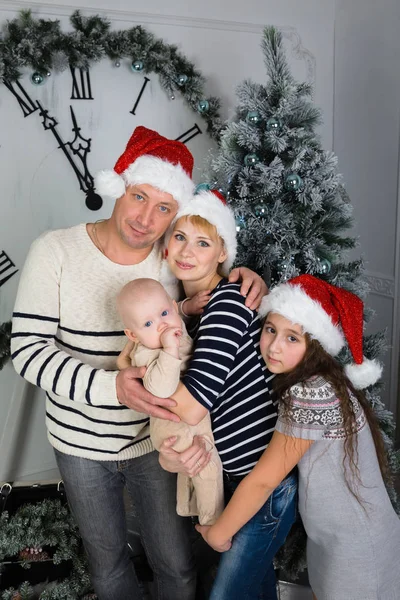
196, 430, 313, 552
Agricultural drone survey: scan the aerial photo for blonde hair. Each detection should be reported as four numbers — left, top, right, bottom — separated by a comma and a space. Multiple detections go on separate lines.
177, 215, 220, 242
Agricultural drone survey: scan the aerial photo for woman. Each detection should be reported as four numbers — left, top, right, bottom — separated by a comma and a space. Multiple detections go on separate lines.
159, 188, 298, 600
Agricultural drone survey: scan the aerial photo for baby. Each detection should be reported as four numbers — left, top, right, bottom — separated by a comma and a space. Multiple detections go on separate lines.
116, 278, 223, 526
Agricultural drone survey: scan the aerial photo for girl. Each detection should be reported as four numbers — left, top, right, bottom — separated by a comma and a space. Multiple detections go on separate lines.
159, 188, 297, 600
196, 274, 400, 600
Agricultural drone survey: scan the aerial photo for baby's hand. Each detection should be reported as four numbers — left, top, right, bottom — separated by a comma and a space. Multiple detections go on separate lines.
160, 326, 182, 356
184, 290, 211, 316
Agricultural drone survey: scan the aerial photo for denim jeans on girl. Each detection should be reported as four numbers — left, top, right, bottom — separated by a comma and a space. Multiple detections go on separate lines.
55, 449, 196, 600
210, 470, 298, 600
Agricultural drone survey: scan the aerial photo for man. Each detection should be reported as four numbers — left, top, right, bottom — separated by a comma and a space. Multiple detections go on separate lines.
11, 126, 266, 600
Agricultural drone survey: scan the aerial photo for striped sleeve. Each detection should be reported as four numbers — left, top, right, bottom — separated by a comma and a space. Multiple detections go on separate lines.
182, 284, 253, 409
11, 234, 119, 407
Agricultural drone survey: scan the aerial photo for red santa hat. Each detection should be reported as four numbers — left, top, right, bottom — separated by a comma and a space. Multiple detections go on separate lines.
259, 274, 382, 389
95, 126, 195, 208
175, 187, 238, 274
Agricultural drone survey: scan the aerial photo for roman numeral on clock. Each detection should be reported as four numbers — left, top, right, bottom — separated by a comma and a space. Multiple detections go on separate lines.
70, 67, 93, 100
130, 77, 150, 115
176, 123, 202, 145
0, 250, 18, 287
2, 78, 38, 118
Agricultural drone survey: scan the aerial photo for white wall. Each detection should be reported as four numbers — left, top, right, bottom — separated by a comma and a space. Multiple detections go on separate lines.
334, 0, 400, 420
0, 0, 398, 480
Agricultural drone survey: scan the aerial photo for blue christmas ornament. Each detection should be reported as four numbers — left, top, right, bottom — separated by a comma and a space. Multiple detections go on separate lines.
285, 173, 303, 191
318, 258, 331, 275
244, 153, 260, 167
131, 60, 144, 72
246, 111, 261, 125
177, 74, 188, 86
266, 117, 282, 132
31, 72, 45, 85
195, 183, 211, 194
235, 215, 246, 231
254, 202, 267, 217
197, 99, 209, 113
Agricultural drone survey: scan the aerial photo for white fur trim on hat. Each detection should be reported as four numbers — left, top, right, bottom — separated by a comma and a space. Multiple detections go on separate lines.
95, 170, 126, 200
344, 358, 383, 390
95, 155, 194, 208
123, 155, 194, 209
176, 191, 238, 275
259, 283, 345, 355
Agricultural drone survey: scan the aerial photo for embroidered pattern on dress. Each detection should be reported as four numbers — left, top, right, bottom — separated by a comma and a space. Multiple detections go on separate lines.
281, 377, 366, 440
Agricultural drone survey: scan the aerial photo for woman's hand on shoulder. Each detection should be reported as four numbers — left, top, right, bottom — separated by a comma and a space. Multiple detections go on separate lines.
229, 267, 268, 310
195, 524, 232, 553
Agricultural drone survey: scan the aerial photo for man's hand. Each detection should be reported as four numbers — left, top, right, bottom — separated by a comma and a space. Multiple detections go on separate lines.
195, 524, 232, 553
160, 326, 182, 356
116, 339, 135, 371
229, 267, 268, 310
183, 290, 211, 316
116, 366, 180, 422
158, 435, 211, 477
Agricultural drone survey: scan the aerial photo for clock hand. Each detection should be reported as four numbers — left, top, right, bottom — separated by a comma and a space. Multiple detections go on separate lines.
36, 101, 102, 211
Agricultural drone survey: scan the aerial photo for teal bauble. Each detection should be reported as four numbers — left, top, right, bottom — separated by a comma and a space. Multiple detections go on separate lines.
235, 215, 246, 231
177, 74, 188, 86
266, 117, 282, 132
318, 258, 331, 275
285, 173, 302, 191
254, 202, 267, 217
197, 99, 209, 113
195, 183, 211, 194
131, 60, 144, 72
244, 153, 260, 167
246, 111, 261, 125
31, 71, 45, 85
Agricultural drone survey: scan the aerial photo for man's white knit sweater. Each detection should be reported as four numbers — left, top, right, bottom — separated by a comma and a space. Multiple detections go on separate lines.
11, 224, 179, 461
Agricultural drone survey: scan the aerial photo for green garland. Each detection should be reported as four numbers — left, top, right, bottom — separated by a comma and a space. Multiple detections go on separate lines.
0, 499, 93, 599
0, 321, 11, 371
0, 10, 223, 139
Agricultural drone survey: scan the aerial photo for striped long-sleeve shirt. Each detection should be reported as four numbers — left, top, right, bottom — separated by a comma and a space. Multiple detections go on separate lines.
11, 224, 179, 461
183, 279, 277, 476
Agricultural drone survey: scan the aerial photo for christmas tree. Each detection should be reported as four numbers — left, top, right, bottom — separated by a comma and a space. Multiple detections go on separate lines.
205, 26, 400, 576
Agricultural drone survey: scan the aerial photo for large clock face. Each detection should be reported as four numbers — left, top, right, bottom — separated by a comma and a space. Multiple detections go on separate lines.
0, 20, 218, 328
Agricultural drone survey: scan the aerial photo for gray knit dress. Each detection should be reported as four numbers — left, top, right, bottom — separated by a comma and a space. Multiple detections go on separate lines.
275, 375, 400, 600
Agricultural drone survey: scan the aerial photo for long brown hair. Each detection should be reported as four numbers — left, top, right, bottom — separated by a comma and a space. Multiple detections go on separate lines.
274, 335, 390, 499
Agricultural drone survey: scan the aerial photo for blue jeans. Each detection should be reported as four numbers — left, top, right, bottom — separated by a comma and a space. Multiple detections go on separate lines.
55, 449, 196, 600
210, 471, 298, 600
